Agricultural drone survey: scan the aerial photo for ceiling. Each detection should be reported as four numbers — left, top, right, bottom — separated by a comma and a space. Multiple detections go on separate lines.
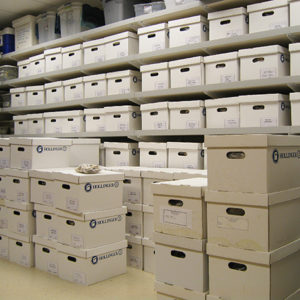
0, 0, 102, 28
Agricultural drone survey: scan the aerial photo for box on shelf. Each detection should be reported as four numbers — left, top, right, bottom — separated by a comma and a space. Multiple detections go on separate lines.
10, 87, 27, 107
29, 53, 45, 76
208, 7, 248, 40
126, 207, 143, 237
43, 111, 63, 134
44, 81, 64, 104
164, 0, 202, 9
12, 15, 37, 50
126, 234, 143, 269
17, 59, 31, 78
62, 44, 83, 69
37, 11, 58, 43
83, 74, 107, 98
138, 23, 169, 53
290, 0, 300, 26
35, 204, 57, 241
289, 43, 300, 76
238, 45, 290, 81
64, 77, 84, 101
142, 237, 155, 274
141, 102, 169, 130
84, 108, 106, 132
290, 92, 300, 126
1, 27, 15, 54
204, 51, 239, 84
143, 204, 154, 240
168, 15, 208, 48
26, 85, 45, 106
0, 138, 10, 168
141, 62, 169, 91
136, 2, 166, 16
205, 97, 240, 128
13, 115, 28, 135
44, 47, 63, 73
247, 0, 289, 33
83, 38, 106, 65
139, 142, 168, 168
0, 229, 8, 259
107, 70, 141, 95
27, 113, 45, 135
206, 134, 300, 193
0, 200, 8, 228
104, 142, 140, 167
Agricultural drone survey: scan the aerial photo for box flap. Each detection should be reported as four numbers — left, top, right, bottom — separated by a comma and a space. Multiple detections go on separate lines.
126, 203, 142, 211
138, 22, 168, 35
0, 138, 10, 146
247, 0, 288, 13
205, 96, 240, 107
10, 87, 26, 93
168, 100, 204, 109
126, 233, 142, 245
6, 230, 32, 242
29, 168, 65, 180
82, 37, 105, 48
104, 166, 143, 177
72, 138, 101, 145
44, 110, 83, 117
204, 51, 238, 63
104, 31, 137, 43
5, 200, 33, 211
290, 92, 300, 101
61, 44, 82, 53
83, 74, 106, 82
44, 47, 62, 55
238, 45, 288, 57
13, 115, 28, 121
169, 56, 203, 68
6, 168, 29, 178
208, 7, 247, 20
9, 137, 72, 146
34, 203, 56, 214
25, 85, 44, 92
17, 59, 30, 66
63, 77, 83, 86
26, 113, 44, 120
140, 62, 168, 72
239, 93, 288, 104
142, 204, 154, 213
141, 102, 169, 111
139, 142, 167, 150
167, 142, 202, 150
172, 168, 207, 179
84, 108, 106, 115
168, 15, 208, 28
106, 70, 140, 79
32, 235, 57, 248
289, 42, 300, 52
44, 81, 63, 89
105, 105, 140, 113
29, 53, 44, 61
141, 167, 174, 180
142, 237, 155, 248
104, 142, 138, 150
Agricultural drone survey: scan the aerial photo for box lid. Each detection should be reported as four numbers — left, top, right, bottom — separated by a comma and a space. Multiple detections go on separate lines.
83, 37, 105, 48
140, 62, 168, 72
168, 100, 204, 109
32, 235, 57, 248
169, 56, 203, 68
238, 45, 288, 57
167, 142, 202, 150
5, 200, 33, 211
127, 203, 142, 211
137, 22, 168, 35
205, 134, 300, 148
247, 0, 288, 13
140, 101, 168, 111
154, 232, 206, 252
239, 93, 289, 104
205, 96, 240, 107
208, 7, 247, 20
104, 142, 138, 150
289, 42, 300, 52
6, 230, 32, 242
290, 92, 300, 101
0, 138, 10, 146
105, 105, 140, 113
142, 237, 155, 248
44, 47, 62, 55
44, 81, 63, 89
12, 15, 36, 27
10, 87, 26, 93
139, 142, 167, 150
63, 77, 83, 86
172, 168, 207, 180
84, 108, 106, 115
126, 233, 142, 245
13, 115, 28, 121
34, 203, 56, 214
83, 74, 106, 82
142, 204, 154, 213
106, 70, 140, 79
29, 53, 44, 62
43, 110, 83, 118
26, 113, 44, 120
17, 59, 30, 66
204, 51, 238, 63
6, 168, 29, 178
141, 167, 174, 180
72, 138, 101, 145
1, 27, 14, 35
168, 15, 208, 28
29, 168, 65, 180
104, 31, 138, 44
25, 85, 44, 92
61, 44, 82, 53
9, 137, 72, 146
104, 166, 142, 177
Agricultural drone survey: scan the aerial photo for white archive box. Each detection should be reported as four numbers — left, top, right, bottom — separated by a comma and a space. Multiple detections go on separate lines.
35, 204, 58, 241
44, 47, 63, 73
44, 111, 64, 134
155, 232, 208, 292
239, 93, 291, 127
0, 229, 9, 259
70, 138, 100, 166
56, 207, 126, 249
238, 45, 290, 81
29, 53, 45, 75
143, 204, 154, 240
169, 100, 205, 129
10, 137, 72, 170
17, 59, 31, 78
207, 239, 300, 300
290, 0, 300, 26
45, 81, 64, 104
167, 142, 204, 169
6, 201, 35, 236
27, 113, 45, 135
0, 138, 10, 168
206, 187, 300, 252
107, 70, 141, 95
126, 234, 143, 269
141, 102, 169, 130
105, 105, 141, 131
84, 108, 106, 132
208, 7, 248, 41
83, 74, 107, 98
53, 168, 124, 214
205, 96, 240, 128
139, 142, 168, 168
126, 207, 143, 237
105, 31, 138, 60
0, 172, 7, 200
153, 177, 207, 239
13, 115, 28, 135
104, 142, 140, 167
142, 237, 155, 274
247, 0, 289, 33
168, 15, 208, 48
8, 231, 34, 267
138, 23, 169, 53
204, 51, 239, 84
58, 240, 127, 285
206, 134, 300, 193
164, 0, 202, 9
83, 38, 106, 65
0, 201, 8, 229
169, 56, 204, 88
62, 44, 83, 69
289, 43, 300, 76
63, 77, 84, 101
26, 85, 45, 106
290, 92, 300, 126
33, 235, 58, 276
10, 87, 27, 107
6, 168, 30, 203
141, 62, 169, 91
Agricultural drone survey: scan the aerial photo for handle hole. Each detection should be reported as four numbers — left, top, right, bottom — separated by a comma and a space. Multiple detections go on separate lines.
35, 62, 40, 65
150, 72, 159, 77
148, 33, 156, 38
171, 250, 185, 258
68, 53, 75, 57
13, 210, 21, 216
33, 92, 38, 96
253, 105, 265, 110
126, 212, 132, 217
62, 184, 70, 190
168, 199, 183, 207
13, 179, 20, 184
262, 11, 274, 17
253, 57, 264, 63
217, 107, 227, 112
216, 63, 226, 69
226, 152, 245, 159
113, 151, 121, 155
91, 82, 98, 86
33, 120, 38, 124
180, 110, 189, 114
67, 256, 76, 262
115, 79, 122, 83
18, 147, 25, 152
44, 214, 52, 220
42, 247, 50, 253
91, 47, 98, 51
51, 119, 56, 123
67, 118, 74, 122
66, 220, 75, 226
180, 26, 190, 31
50, 57, 56, 61
127, 244, 133, 249
0, 148, 2, 152
220, 19, 231, 25
16, 241, 23, 247
16, 94, 20, 97
180, 67, 190, 73
228, 262, 247, 271
123, 179, 131, 184
38, 180, 46, 186
150, 111, 158, 116
226, 208, 245, 216
178, 152, 187, 156
18, 121, 23, 125
113, 114, 121, 118
113, 42, 120, 46
149, 151, 157, 155
70, 86, 76, 90
22, 66, 27, 69
51, 89, 57, 93
93, 116, 100, 120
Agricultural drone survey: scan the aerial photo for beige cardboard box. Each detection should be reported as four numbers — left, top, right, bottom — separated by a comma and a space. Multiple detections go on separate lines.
56, 207, 126, 249
126, 206, 143, 237
57, 240, 127, 285
53, 168, 123, 214
83, 38, 105, 65
206, 134, 300, 193
139, 142, 168, 168
143, 237, 155, 274
33, 235, 58, 276
45, 81, 64, 104
0, 169, 7, 200
141, 102, 169, 130
0, 201, 7, 229
170, 168, 208, 180
0, 138, 10, 168
84, 108, 106, 132
153, 177, 207, 239
290, 92, 300, 126
206, 188, 300, 252
126, 234, 143, 269
0, 229, 9, 259
143, 204, 154, 240
207, 239, 300, 300
154, 232, 208, 292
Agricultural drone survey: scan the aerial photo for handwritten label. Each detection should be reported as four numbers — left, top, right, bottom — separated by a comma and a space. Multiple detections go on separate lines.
186, 77, 200, 87
48, 262, 58, 274
73, 272, 86, 285
72, 234, 84, 248
221, 74, 236, 83
155, 81, 168, 90
66, 197, 79, 212
43, 192, 54, 206
224, 118, 239, 128
260, 117, 277, 127
186, 36, 200, 44
260, 68, 277, 79
21, 160, 32, 170
17, 222, 27, 234
48, 227, 57, 240
217, 216, 249, 231
160, 207, 192, 228
128, 191, 140, 204
154, 121, 167, 130
129, 224, 141, 236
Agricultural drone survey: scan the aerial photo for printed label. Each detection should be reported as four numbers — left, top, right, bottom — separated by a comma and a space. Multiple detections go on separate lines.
152, 43, 163, 51
153, 162, 165, 168
118, 123, 129, 131
224, 118, 239, 128
20, 254, 29, 267
54, 127, 62, 133
0, 248, 8, 258
0, 159, 9, 168
72, 234, 84, 248
21, 160, 32, 170
186, 77, 200, 87
66, 197, 79, 212
48, 227, 57, 240
160, 207, 192, 228
47, 262, 58, 274
129, 255, 141, 268
226, 29, 241, 37
129, 224, 141, 236
154, 121, 167, 130
128, 191, 140, 204
155, 81, 168, 90
17, 191, 26, 203
43, 192, 54, 207
72, 272, 86, 285
184, 164, 195, 169
217, 216, 249, 231
221, 74, 236, 83
0, 219, 7, 229
186, 36, 200, 45
186, 120, 198, 129
0, 188, 6, 199
17, 222, 27, 234
260, 68, 277, 79
71, 126, 80, 133
269, 21, 288, 30
119, 88, 130, 94
260, 117, 277, 127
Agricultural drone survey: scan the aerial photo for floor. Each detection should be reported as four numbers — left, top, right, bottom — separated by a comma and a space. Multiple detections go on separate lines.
0, 259, 156, 300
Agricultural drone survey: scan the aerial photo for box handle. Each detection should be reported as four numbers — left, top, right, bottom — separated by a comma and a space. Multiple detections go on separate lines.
51, 57, 56, 61
252, 57, 264, 63
0, 147, 3, 152
51, 119, 57, 123
44, 214, 52, 220
68, 53, 75, 57
15, 94, 20, 97
33, 92, 39, 96
226, 207, 245, 216
18, 147, 25, 152
93, 116, 100, 120
91, 47, 98, 51
127, 244, 132, 249
123, 179, 131, 184
217, 107, 227, 112
18, 121, 23, 125
70, 86, 77, 89
67, 256, 77, 262
180, 109, 189, 114
38, 180, 46, 186
150, 72, 159, 77
253, 105, 265, 110
178, 152, 187, 156
113, 42, 120, 47
91, 82, 98, 86
35, 61, 40, 65
150, 111, 158, 116
113, 151, 121, 155
66, 220, 75, 226
147, 33, 156, 38
148, 151, 157, 155
228, 262, 247, 271
0, 236, 2, 240
13, 179, 20, 184
115, 79, 122, 83
171, 250, 186, 258
62, 184, 70, 190
113, 114, 121, 118
33, 120, 38, 124
226, 151, 245, 159
216, 63, 226, 69
262, 11, 274, 17
51, 89, 57, 93
16, 241, 23, 247
126, 212, 132, 216
220, 19, 231, 25
42, 247, 50, 253
180, 67, 190, 73
168, 199, 183, 207
67, 118, 74, 122
13, 210, 21, 215
180, 26, 190, 32
22, 66, 27, 70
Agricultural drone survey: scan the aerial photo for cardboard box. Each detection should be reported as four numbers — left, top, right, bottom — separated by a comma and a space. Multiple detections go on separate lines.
153, 177, 207, 239
63, 77, 84, 101
247, 0, 289, 33
141, 102, 169, 130
57, 240, 127, 285
10, 87, 27, 107
205, 97, 240, 128
139, 142, 168, 168
289, 43, 300, 76
100, 143, 105, 166
53, 168, 123, 214
238, 45, 289, 81
154, 232, 208, 292
169, 56, 204, 88
126, 207, 143, 237
83, 74, 107, 98
290, 0, 300, 26
26, 85, 45, 106
204, 51, 239, 84
83, 38, 105, 65
44, 81, 64, 104
10, 137, 71, 170
290, 92, 300, 126
62, 44, 83, 69
29, 53, 45, 75
143, 204, 154, 240
0, 229, 9, 259
206, 134, 300, 193
138, 23, 169, 53
169, 100, 205, 130
208, 7, 248, 40
126, 234, 143, 269
168, 15, 208, 48
142, 237, 155, 274
84, 108, 106, 132
172, 168, 208, 180
0, 138, 10, 168
17, 59, 31, 78
0, 201, 7, 229
27, 113, 45, 135
44, 47, 62, 73
207, 239, 300, 300
13, 115, 29, 135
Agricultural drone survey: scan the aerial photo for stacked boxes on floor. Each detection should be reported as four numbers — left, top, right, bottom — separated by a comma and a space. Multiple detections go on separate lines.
205, 134, 300, 300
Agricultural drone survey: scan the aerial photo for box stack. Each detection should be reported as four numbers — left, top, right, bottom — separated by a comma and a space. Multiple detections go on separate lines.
205, 134, 300, 300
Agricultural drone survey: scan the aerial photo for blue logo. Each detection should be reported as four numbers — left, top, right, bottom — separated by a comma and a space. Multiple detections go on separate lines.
245, 16, 249, 24
114, 181, 119, 188
281, 102, 285, 111
117, 215, 122, 221
62, 146, 67, 151
203, 24, 208, 32
280, 54, 285, 63
83, 115, 86, 122
32, 210, 36, 218
201, 150, 205, 158
132, 112, 137, 119
36, 145, 43, 153
91, 256, 98, 265
85, 183, 92, 192
89, 219, 96, 229
202, 107, 206, 116
132, 149, 137, 156
133, 76, 138, 83
273, 149, 279, 163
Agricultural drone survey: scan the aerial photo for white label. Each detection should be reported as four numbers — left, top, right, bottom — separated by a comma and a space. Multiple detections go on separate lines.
0, 159, 9, 168
66, 197, 79, 212
71, 125, 80, 133
120, 88, 130, 94
129, 255, 141, 268
0, 188, 6, 199
128, 191, 140, 204
118, 50, 128, 58
0, 248, 8, 258
154, 121, 167, 130
21, 160, 32, 170
43, 192, 54, 206
118, 123, 129, 131
270, 21, 288, 30
186, 77, 200, 87
17, 222, 27, 234
186, 35, 200, 44
226, 29, 241, 37
0, 219, 7, 229
155, 81, 167, 90
20, 254, 29, 267
224, 118, 239, 128
153, 162, 165, 168
17, 191, 26, 203
217, 216, 249, 231
47, 262, 58, 274
119, 161, 127, 166
48, 227, 57, 240
129, 224, 141, 236
221, 74, 235, 83
260, 68, 277, 79
160, 206, 192, 228
73, 272, 86, 285
152, 43, 163, 51
260, 117, 277, 127
71, 234, 84, 248
186, 120, 198, 129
